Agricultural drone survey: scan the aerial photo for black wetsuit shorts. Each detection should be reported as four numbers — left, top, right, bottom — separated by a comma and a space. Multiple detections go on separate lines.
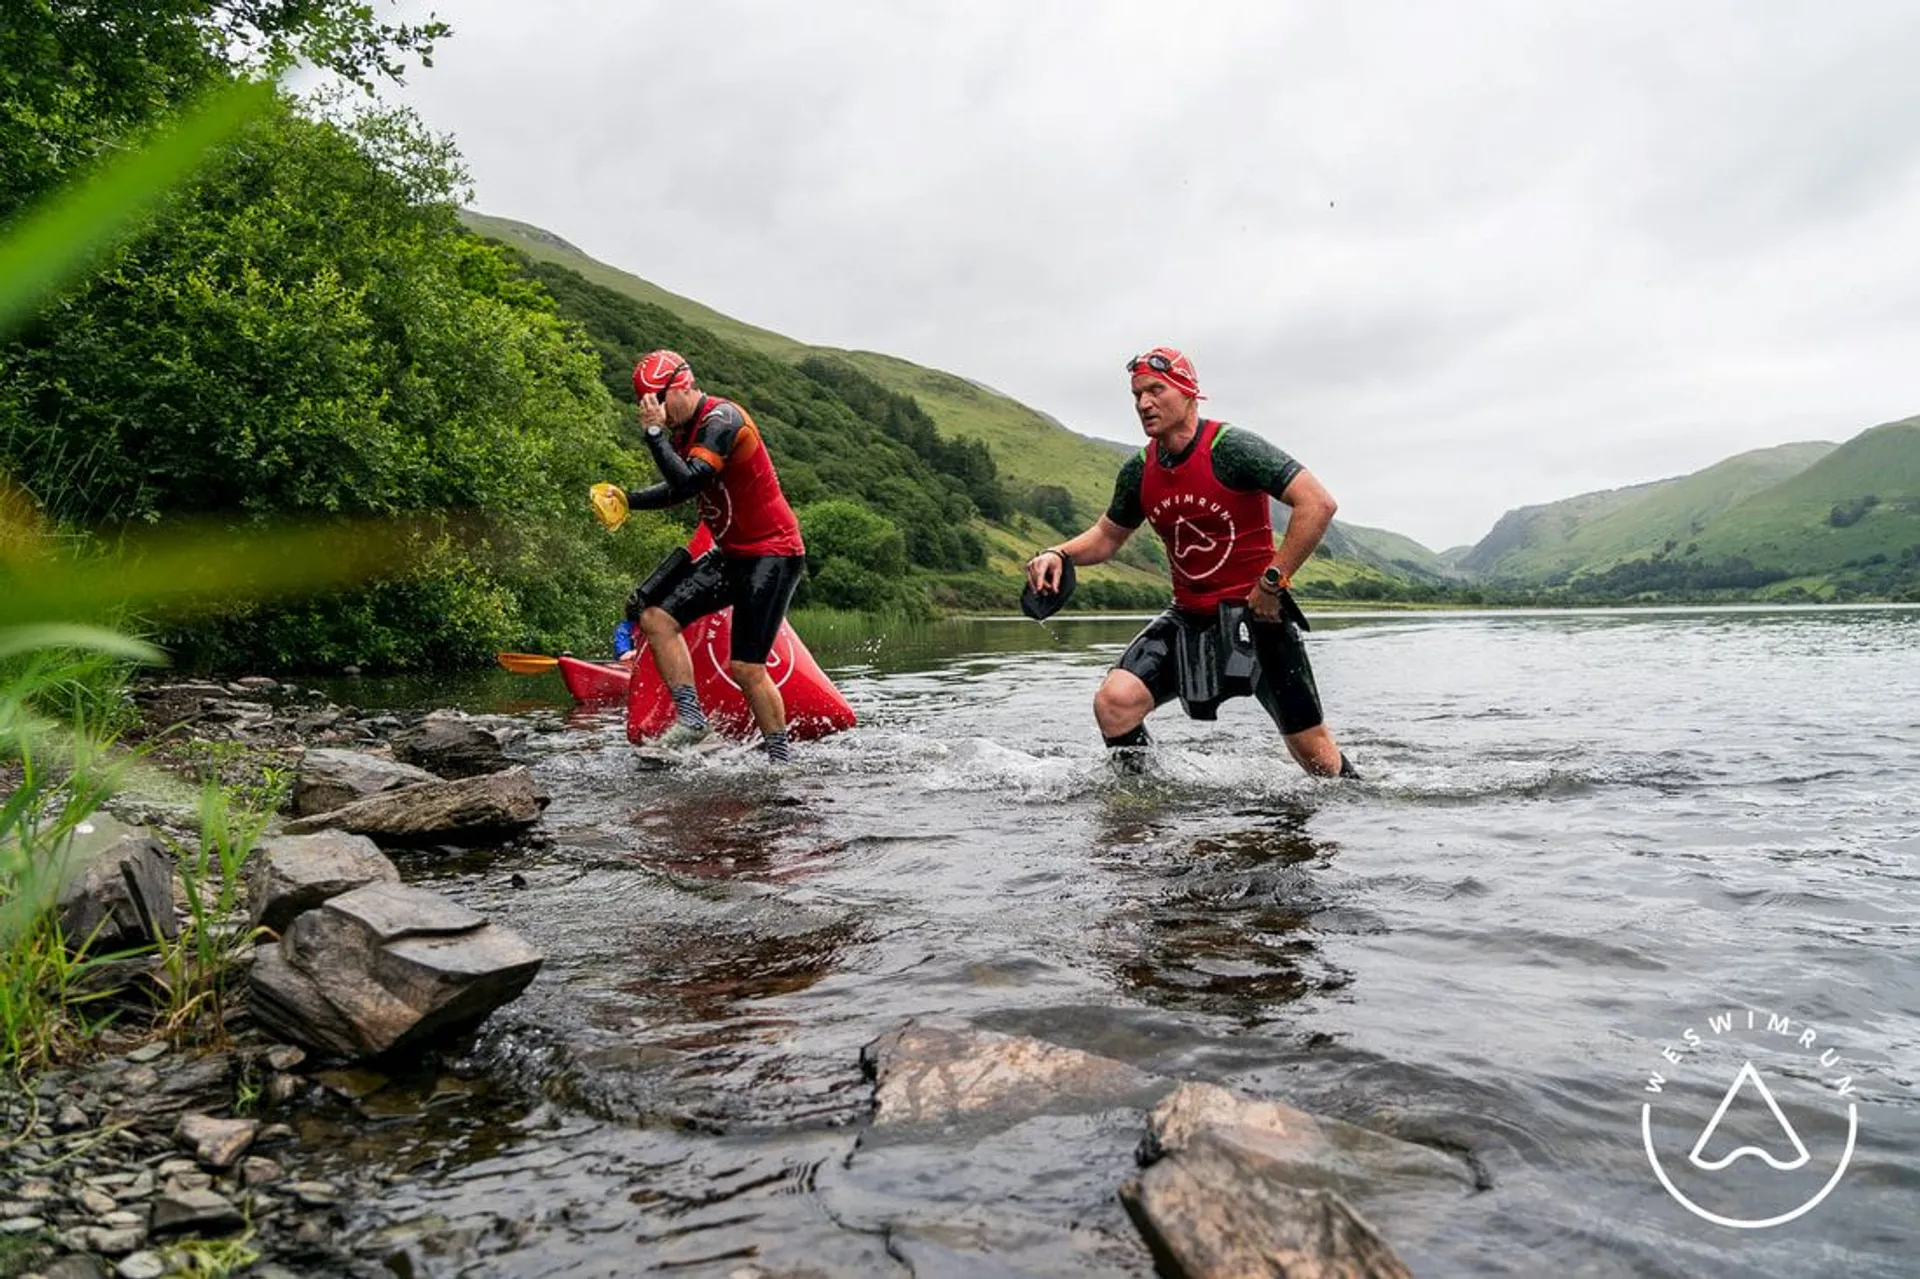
1114, 607, 1325, 735
655, 551, 805, 664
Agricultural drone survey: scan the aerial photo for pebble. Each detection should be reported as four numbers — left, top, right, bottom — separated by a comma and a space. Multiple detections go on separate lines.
117, 1253, 167, 1279
124, 1044, 168, 1064
77, 1187, 118, 1216
0, 1214, 47, 1233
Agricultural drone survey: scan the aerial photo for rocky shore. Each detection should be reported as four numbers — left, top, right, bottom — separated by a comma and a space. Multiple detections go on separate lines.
4, 676, 552, 1279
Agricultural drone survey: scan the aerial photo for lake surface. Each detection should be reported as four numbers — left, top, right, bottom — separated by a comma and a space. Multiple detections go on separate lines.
306, 605, 1920, 1277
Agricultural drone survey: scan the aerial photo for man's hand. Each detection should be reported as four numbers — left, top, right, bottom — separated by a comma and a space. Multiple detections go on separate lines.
1248, 580, 1283, 621
638, 397, 668, 431
1026, 548, 1067, 593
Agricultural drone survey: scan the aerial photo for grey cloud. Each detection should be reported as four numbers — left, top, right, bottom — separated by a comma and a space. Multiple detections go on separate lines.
378, 0, 1920, 550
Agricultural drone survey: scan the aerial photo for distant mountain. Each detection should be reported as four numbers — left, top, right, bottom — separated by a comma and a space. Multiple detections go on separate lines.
1319, 520, 1461, 582
462, 211, 1129, 532
1461, 441, 1837, 582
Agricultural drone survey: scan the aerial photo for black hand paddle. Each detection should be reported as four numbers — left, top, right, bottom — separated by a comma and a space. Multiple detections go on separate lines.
1021, 556, 1077, 621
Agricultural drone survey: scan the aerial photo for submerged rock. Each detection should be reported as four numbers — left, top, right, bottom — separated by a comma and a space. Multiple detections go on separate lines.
1118, 1082, 1455, 1279
861, 1017, 1165, 1128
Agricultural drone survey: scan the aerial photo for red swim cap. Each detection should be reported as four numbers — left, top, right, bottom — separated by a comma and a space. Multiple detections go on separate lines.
1126, 346, 1203, 399
633, 349, 695, 401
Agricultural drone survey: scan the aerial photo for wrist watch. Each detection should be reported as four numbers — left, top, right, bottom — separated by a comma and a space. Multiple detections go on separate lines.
645, 423, 663, 438
1259, 566, 1287, 593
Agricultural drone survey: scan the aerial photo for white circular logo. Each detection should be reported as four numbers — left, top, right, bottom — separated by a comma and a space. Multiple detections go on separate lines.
1640, 1007, 1859, 1229
697, 614, 796, 690
1150, 494, 1237, 583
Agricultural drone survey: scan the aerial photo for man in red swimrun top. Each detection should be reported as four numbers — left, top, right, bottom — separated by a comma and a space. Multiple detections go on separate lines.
616, 350, 807, 762
1023, 347, 1358, 779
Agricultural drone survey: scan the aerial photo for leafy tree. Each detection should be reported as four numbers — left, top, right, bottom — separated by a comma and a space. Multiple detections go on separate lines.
1, 1, 448, 223
799, 499, 906, 578
1, 95, 661, 669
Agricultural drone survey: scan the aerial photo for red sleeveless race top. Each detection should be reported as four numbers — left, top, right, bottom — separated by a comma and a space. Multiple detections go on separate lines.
1139, 420, 1274, 611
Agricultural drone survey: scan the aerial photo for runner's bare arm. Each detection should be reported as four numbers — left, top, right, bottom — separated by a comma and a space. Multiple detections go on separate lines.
1026, 516, 1132, 591
1272, 469, 1337, 578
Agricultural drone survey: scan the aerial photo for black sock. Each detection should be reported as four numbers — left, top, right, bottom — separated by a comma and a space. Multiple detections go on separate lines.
670, 685, 707, 730
1103, 725, 1152, 750
763, 730, 790, 764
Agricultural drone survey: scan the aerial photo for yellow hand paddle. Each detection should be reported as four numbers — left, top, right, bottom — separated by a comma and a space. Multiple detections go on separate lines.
496, 652, 560, 674
590, 483, 630, 531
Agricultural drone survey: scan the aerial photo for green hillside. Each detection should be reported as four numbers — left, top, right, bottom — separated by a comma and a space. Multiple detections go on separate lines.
462, 211, 1127, 528
1323, 520, 1459, 582
1458, 479, 1678, 578
1462, 442, 1836, 582
1685, 418, 1920, 587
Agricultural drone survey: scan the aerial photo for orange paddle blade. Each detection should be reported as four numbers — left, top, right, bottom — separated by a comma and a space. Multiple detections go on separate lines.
496, 652, 560, 674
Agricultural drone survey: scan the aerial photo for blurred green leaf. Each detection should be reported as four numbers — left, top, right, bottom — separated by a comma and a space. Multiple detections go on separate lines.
0, 625, 162, 664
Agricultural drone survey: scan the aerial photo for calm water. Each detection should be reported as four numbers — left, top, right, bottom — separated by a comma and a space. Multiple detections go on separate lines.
308, 606, 1920, 1277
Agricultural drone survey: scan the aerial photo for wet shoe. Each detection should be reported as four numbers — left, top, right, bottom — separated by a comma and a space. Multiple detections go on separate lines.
1107, 746, 1152, 777
657, 722, 712, 750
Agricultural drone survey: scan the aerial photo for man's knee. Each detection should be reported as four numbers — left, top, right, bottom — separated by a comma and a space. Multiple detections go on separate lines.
1095, 671, 1152, 726
729, 659, 769, 687
639, 606, 678, 637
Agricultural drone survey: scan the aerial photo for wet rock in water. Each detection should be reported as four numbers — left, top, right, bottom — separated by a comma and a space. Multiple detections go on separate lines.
247, 830, 399, 933
54, 815, 178, 950
173, 1113, 259, 1169
248, 881, 544, 1059
279, 766, 548, 844
1118, 1082, 1440, 1279
1121, 1125, 1411, 1279
389, 710, 524, 779
291, 749, 441, 818
1140, 1082, 1476, 1196
861, 1017, 1165, 1128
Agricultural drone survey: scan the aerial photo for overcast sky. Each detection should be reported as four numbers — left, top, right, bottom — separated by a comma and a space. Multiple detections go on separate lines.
370, 0, 1920, 550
